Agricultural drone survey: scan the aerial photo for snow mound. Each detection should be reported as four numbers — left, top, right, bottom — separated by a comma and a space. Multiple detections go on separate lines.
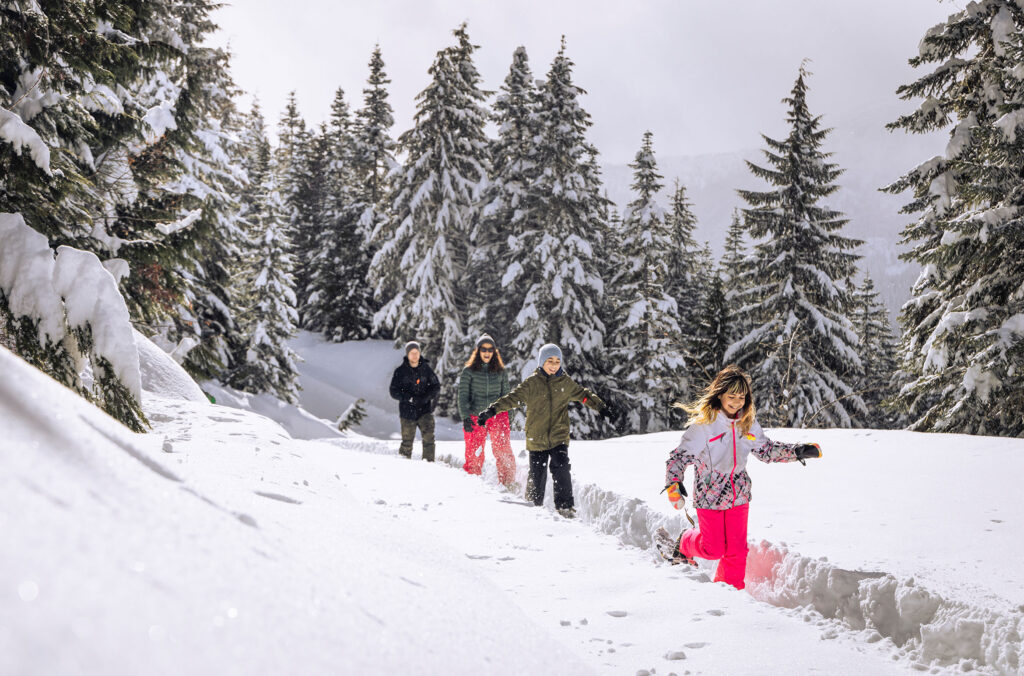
203, 381, 341, 440
744, 542, 1023, 674
134, 329, 207, 403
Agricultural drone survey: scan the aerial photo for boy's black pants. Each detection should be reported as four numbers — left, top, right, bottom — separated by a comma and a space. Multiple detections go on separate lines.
525, 444, 573, 509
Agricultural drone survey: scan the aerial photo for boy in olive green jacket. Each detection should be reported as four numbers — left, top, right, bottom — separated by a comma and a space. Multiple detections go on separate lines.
477, 343, 614, 518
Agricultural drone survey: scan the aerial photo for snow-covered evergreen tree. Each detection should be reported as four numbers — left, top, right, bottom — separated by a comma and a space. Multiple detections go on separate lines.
304, 88, 375, 341
662, 180, 704, 397
353, 45, 398, 211
851, 274, 899, 428
368, 23, 491, 414
691, 266, 731, 385
469, 45, 540, 354
226, 107, 300, 402
885, 1, 1024, 435
729, 66, 865, 428
227, 191, 300, 403
511, 38, 609, 437
610, 132, 685, 433
0, 0, 158, 430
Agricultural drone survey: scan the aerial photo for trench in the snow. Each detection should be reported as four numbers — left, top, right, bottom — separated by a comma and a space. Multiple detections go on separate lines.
331, 437, 1023, 675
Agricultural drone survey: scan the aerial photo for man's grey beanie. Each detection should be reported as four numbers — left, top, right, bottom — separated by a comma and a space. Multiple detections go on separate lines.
404, 340, 421, 355
537, 343, 563, 366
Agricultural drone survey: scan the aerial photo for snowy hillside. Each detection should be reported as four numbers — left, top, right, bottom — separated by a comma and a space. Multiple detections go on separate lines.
5, 337, 1022, 675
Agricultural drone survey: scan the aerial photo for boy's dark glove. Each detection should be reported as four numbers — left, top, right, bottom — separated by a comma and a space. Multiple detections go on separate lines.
476, 407, 497, 426
463, 418, 474, 432
794, 443, 821, 465
599, 402, 620, 422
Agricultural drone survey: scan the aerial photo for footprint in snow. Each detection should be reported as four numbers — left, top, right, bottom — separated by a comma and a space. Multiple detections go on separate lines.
706, 609, 725, 616
664, 650, 687, 660
606, 610, 628, 618
254, 491, 302, 505
466, 554, 491, 560
684, 642, 708, 649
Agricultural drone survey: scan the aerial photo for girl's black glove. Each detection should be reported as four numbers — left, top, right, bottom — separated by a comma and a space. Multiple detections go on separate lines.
476, 407, 496, 426
794, 443, 821, 465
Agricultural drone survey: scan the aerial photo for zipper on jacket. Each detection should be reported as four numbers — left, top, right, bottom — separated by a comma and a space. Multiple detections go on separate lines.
730, 421, 738, 507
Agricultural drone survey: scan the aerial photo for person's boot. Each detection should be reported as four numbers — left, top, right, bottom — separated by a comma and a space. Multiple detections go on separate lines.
654, 526, 697, 566
557, 507, 576, 519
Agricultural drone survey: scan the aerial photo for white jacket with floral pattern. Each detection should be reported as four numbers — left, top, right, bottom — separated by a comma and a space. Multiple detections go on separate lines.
665, 411, 800, 510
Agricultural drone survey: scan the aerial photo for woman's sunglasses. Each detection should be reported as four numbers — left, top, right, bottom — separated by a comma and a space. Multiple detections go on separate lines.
479, 347, 494, 353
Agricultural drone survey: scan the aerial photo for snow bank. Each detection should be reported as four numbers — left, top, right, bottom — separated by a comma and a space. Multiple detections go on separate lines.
53, 245, 141, 398
203, 381, 341, 440
134, 329, 207, 403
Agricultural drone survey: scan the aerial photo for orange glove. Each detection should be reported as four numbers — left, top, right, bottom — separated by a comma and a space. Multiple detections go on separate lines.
664, 481, 686, 509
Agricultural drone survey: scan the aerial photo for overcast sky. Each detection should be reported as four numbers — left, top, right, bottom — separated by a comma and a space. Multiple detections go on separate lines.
210, 0, 958, 164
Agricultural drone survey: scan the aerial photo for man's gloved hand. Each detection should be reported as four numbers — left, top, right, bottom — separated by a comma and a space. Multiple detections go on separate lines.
476, 407, 497, 426
463, 418, 474, 433
663, 480, 687, 509
794, 443, 821, 465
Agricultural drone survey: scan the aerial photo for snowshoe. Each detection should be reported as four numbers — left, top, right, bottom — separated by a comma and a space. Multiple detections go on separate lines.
654, 526, 697, 567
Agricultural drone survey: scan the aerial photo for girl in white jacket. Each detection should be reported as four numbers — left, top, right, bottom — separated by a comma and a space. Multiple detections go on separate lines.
662, 365, 821, 589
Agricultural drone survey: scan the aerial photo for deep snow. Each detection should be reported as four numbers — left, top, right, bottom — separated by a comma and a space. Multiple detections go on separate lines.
3, 334, 1023, 675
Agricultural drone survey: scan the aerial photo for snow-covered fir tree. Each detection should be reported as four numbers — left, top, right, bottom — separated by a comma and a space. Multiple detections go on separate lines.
352, 47, 398, 340
511, 38, 610, 437
469, 45, 540, 354
729, 65, 865, 428
610, 132, 685, 433
368, 23, 491, 413
226, 107, 300, 402
691, 266, 731, 385
885, 1, 1024, 435
662, 180, 705, 396
0, 0, 164, 430
851, 274, 899, 428
303, 88, 375, 341
353, 45, 398, 212
227, 192, 301, 403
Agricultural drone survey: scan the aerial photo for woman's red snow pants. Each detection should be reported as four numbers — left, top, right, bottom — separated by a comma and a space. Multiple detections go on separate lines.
462, 412, 515, 485
679, 503, 750, 590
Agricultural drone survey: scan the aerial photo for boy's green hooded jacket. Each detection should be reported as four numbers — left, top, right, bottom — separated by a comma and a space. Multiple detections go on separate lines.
487, 368, 605, 451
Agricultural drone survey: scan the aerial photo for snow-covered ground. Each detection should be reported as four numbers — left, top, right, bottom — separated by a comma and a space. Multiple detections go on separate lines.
3, 335, 1023, 675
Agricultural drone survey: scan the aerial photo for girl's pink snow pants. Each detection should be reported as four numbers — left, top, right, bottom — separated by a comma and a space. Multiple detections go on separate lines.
679, 503, 750, 590
463, 412, 515, 485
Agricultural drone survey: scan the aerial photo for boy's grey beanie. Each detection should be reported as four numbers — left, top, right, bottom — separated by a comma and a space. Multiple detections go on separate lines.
537, 343, 563, 367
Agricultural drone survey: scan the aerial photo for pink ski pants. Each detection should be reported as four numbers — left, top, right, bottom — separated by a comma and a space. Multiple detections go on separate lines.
463, 411, 515, 485
679, 502, 750, 590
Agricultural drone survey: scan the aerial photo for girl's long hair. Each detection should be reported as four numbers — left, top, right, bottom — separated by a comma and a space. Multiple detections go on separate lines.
465, 345, 505, 371
672, 364, 756, 435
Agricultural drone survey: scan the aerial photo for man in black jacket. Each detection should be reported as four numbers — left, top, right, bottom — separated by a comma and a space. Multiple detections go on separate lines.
389, 341, 441, 461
